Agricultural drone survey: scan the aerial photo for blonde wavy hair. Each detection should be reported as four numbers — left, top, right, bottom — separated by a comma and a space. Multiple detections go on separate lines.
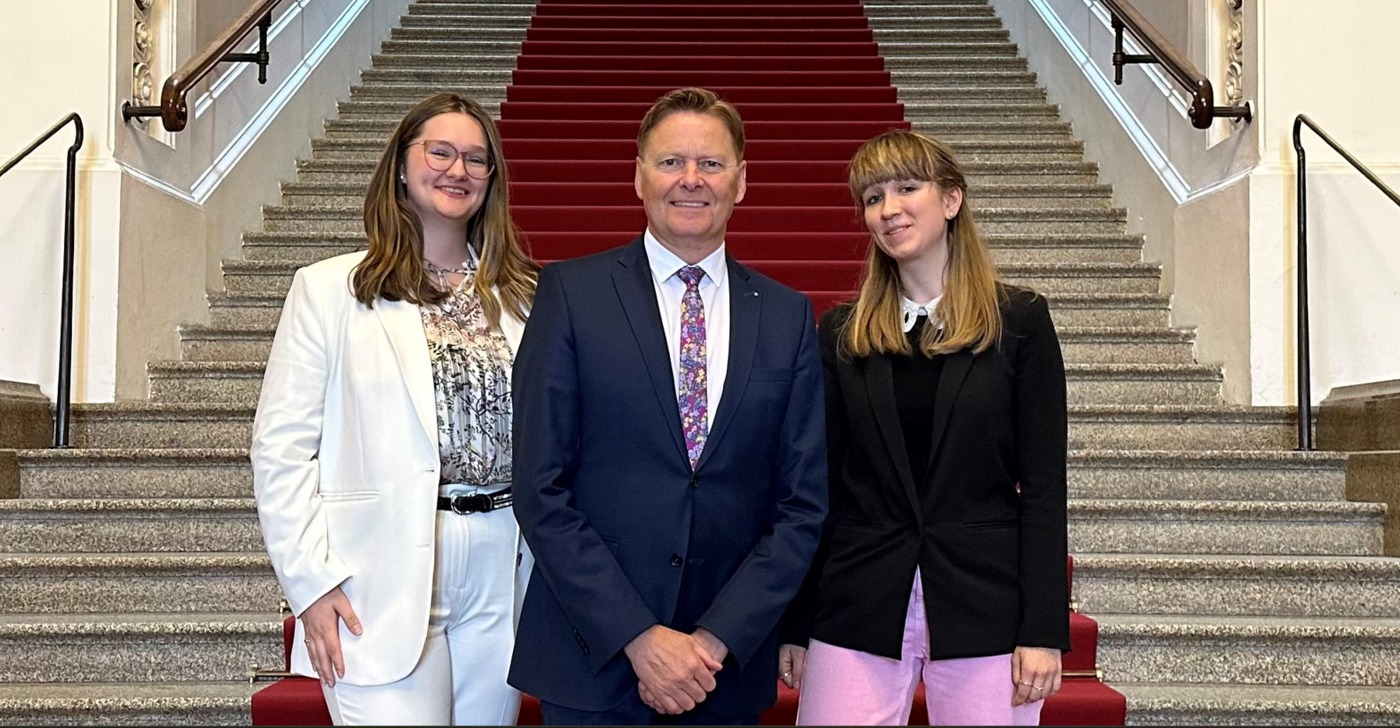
352, 93, 537, 327
841, 129, 1004, 358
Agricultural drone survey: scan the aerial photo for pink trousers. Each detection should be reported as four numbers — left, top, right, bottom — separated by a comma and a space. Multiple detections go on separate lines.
796, 570, 1042, 726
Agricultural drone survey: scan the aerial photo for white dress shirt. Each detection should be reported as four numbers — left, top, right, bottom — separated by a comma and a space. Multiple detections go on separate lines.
644, 229, 730, 429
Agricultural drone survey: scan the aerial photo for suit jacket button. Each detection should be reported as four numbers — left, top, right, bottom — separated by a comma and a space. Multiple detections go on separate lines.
670, 555, 683, 568
689, 476, 699, 489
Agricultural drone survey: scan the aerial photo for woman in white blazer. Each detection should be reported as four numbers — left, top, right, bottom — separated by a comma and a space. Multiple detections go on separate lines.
251, 93, 538, 725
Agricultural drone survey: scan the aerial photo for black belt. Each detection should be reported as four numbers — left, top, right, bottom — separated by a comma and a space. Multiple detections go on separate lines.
436, 487, 513, 514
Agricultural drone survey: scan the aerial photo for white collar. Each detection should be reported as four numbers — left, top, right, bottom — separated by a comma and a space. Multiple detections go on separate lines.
643, 229, 728, 288
900, 293, 944, 333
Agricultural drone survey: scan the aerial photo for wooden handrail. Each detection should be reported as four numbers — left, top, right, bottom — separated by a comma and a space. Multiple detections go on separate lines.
122, 0, 284, 132
1099, 0, 1252, 129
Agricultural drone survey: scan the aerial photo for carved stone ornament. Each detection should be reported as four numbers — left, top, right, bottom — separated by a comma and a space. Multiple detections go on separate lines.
132, 0, 155, 129
1223, 0, 1244, 106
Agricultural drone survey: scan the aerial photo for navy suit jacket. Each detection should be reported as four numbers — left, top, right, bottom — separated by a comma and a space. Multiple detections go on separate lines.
508, 237, 828, 716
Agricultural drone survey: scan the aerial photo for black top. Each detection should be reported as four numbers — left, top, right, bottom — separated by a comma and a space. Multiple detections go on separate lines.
890, 316, 945, 487
781, 286, 1071, 661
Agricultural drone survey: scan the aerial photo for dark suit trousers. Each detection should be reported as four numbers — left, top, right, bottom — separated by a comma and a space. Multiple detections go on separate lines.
540, 696, 760, 726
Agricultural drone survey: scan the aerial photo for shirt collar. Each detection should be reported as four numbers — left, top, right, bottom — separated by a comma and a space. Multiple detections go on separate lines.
644, 229, 728, 288
900, 293, 944, 333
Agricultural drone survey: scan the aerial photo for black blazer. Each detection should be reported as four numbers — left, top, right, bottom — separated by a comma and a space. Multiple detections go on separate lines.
784, 286, 1070, 660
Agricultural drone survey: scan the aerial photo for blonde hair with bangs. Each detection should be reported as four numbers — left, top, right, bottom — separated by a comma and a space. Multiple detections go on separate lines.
841, 129, 1004, 358
353, 93, 537, 327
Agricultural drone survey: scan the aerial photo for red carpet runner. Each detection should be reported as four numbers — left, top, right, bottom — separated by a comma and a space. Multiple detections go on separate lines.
252, 0, 1126, 724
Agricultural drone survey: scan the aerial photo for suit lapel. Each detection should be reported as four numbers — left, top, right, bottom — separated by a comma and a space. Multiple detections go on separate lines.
611, 239, 688, 465
375, 298, 437, 450
925, 350, 974, 478
864, 354, 922, 520
694, 257, 758, 472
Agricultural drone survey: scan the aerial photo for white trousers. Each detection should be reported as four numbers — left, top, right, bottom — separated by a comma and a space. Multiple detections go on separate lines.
323, 485, 522, 726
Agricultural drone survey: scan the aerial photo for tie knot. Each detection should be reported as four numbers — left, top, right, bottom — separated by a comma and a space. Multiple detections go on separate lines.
677, 265, 706, 288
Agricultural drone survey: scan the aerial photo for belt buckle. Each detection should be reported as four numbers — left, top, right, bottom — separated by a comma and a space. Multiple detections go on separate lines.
450, 494, 491, 514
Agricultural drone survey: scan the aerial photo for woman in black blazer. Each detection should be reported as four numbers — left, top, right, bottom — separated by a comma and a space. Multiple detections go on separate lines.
781, 130, 1070, 726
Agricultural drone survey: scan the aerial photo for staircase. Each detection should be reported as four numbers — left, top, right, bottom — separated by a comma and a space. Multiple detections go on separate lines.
2, 0, 1399, 724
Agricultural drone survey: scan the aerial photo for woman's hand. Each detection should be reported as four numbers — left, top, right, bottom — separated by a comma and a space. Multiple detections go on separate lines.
300, 586, 362, 687
1011, 646, 1061, 706
778, 643, 808, 690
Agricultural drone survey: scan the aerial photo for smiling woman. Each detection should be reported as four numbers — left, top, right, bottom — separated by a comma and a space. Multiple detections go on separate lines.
251, 92, 539, 726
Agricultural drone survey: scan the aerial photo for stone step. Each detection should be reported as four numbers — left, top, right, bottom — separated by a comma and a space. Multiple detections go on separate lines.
1110, 682, 1400, 726
1066, 405, 1295, 451
1095, 614, 1400, 687
219, 258, 1161, 300
0, 681, 260, 726
1068, 499, 1383, 556
70, 400, 1287, 452
359, 68, 515, 85
69, 403, 252, 451
1073, 554, 1400, 617
399, 9, 533, 25
335, 97, 1058, 120
0, 612, 280, 683
144, 356, 1213, 406
1066, 450, 1348, 502
0, 497, 262, 553
240, 230, 1133, 266
375, 36, 524, 55
14, 447, 250, 499
1043, 292, 1169, 328
175, 318, 1191, 364
0, 553, 278, 614
307, 133, 1081, 157
865, 4, 998, 17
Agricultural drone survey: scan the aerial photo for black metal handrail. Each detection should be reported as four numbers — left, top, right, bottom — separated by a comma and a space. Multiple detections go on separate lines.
1100, 0, 1252, 129
0, 113, 85, 448
122, 0, 283, 132
1292, 114, 1400, 451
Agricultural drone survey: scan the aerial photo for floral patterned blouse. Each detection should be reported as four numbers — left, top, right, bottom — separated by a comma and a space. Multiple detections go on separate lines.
420, 260, 513, 486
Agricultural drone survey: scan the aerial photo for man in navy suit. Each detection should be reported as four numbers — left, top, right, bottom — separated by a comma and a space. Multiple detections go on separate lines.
509, 87, 828, 725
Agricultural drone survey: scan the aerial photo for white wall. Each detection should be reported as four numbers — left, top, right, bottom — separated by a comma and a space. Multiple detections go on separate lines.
994, 0, 1400, 406
0, 0, 123, 403
0, 0, 411, 402
991, 0, 1259, 402
1247, 0, 1400, 406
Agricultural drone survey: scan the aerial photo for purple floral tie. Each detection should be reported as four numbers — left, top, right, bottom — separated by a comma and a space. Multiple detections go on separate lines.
676, 265, 708, 470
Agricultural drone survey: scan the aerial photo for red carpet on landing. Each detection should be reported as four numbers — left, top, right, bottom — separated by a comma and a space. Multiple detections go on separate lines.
251, 0, 1127, 724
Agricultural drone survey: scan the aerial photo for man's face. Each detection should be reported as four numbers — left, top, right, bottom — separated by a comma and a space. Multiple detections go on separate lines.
635, 111, 747, 259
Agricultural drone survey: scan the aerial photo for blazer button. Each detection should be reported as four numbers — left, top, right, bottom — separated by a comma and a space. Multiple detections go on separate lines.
689, 476, 700, 489
670, 554, 683, 568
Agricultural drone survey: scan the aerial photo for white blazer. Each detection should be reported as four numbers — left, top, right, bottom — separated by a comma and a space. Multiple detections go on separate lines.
250, 251, 530, 686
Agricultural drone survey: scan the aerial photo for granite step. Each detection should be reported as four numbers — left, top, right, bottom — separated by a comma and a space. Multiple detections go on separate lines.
263, 200, 1121, 235
1066, 405, 1295, 451
334, 97, 1058, 120
14, 447, 250, 499
175, 320, 1192, 364
0, 612, 281, 683
0, 498, 261, 553
1042, 292, 1170, 328
69, 403, 253, 451
0, 553, 278, 614
293, 156, 1103, 188
64, 403, 1293, 455
0, 681, 260, 726
1073, 554, 1400, 617
220, 257, 1162, 298
239, 230, 1135, 266
144, 357, 1216, 406
1068, 499, 1384, 556
1110, 682, 1400, 726
306, 134, 1083, 158
1094, 615, 1400, 687
1066, 450, 1348, 502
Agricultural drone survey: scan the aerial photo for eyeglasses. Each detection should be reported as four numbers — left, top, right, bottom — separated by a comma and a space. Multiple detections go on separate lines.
406, 140, 494, 179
